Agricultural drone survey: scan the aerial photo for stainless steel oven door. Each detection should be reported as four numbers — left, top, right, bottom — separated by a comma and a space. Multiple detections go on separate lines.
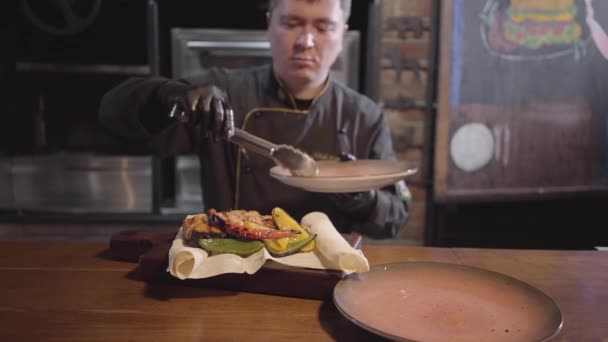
10, 154, 154, 213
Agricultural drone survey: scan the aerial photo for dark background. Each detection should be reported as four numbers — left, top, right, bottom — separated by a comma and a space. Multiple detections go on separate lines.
1, 0, 373, 154
3, 0, 608, 249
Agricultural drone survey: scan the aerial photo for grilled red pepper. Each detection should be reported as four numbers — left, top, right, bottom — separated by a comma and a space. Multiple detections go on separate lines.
207, 209, 299, 240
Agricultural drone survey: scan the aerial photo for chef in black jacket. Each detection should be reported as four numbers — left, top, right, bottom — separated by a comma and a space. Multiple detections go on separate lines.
99, 0, 409, 238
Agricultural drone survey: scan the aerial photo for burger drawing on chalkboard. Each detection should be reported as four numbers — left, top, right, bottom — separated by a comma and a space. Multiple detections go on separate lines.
481, 0, 591, 60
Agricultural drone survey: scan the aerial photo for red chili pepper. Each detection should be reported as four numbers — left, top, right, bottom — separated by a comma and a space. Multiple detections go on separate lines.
223, 223, 296, 240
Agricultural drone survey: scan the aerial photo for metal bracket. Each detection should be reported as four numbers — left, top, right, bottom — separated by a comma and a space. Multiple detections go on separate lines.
385, 47, 426, 84
386, 16, 430, 39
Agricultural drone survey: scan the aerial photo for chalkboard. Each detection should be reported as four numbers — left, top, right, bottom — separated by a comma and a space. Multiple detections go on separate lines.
434, 0, 608, 200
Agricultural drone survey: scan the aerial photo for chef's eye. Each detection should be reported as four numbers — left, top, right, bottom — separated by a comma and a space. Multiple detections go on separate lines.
315, 22, 335, 34
281, 18, 302, 29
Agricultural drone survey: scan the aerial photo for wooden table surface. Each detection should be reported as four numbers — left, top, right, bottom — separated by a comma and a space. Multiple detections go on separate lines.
0, 241, 606, 341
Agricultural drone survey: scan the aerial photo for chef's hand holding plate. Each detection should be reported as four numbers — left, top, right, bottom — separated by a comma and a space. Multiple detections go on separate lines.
327, 153, 378, 217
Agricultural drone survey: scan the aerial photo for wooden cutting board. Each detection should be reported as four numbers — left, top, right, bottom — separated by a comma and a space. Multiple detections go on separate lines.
110, 229, 362, 300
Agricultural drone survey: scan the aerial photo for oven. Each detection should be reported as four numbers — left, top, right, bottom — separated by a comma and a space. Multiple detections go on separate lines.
1, 1, 375, 219
0, 0, 159, 216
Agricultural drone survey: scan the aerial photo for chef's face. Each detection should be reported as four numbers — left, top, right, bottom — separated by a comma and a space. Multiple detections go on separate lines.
267, 0, 347, 88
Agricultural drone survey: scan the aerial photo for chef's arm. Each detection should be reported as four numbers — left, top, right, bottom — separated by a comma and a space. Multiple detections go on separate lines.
351, 188, 409, 239
99, 77, 174, 140
98, 76, 204, 156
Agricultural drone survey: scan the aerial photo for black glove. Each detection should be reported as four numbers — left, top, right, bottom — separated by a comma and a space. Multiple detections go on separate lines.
165, 84, 234, 141
330, 189, 378, 217
327, 152, 378, 217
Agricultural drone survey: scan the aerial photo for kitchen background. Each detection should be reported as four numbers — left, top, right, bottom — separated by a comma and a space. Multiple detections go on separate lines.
1, 0, 607, 250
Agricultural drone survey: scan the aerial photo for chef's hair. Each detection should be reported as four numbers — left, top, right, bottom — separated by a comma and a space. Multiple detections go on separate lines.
267, 0, 351, 22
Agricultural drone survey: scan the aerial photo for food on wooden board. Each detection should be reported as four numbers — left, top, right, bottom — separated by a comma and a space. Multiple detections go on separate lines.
182, 207, 317, 257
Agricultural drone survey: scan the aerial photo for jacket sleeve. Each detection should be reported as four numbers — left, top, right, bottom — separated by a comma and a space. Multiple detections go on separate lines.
98, 76, 199, 156
351, 110, 410, 239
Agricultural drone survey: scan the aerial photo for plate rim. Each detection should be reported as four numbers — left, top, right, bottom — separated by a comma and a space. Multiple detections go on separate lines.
270, 160, 418, 183
270, 165, 419, 181
269, 167, 417, 193
332, 261, 564, 342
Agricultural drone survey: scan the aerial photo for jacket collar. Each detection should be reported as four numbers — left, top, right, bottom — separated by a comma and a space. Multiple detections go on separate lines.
266, 65, 332, 111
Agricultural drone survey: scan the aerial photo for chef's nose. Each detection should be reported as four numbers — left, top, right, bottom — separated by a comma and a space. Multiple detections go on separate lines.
295, 31, 315, 49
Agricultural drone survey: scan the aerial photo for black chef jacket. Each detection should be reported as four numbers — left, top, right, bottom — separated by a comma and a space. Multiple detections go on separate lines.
99, 64, 408, 238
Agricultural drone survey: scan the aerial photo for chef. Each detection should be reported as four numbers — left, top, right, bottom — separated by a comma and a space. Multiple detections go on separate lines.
99, 0, 409, 238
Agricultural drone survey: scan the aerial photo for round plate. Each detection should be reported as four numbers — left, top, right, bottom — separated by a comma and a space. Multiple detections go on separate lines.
333, 262, 563, 342
269, 160, 418, 193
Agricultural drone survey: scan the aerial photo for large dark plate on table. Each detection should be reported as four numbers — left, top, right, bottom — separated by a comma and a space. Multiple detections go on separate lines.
110, 230, 362, 300
333, 262, 563, 342
270, 160, 418, 193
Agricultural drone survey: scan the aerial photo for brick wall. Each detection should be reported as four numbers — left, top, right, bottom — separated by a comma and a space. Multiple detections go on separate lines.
375, 0, 434, 243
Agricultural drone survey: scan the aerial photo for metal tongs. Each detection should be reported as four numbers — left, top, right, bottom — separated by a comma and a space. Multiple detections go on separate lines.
229, 128, 319, 176
169, 103, 318, 177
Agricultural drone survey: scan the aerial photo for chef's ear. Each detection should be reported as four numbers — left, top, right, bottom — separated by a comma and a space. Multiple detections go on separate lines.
266, 11, 271, 26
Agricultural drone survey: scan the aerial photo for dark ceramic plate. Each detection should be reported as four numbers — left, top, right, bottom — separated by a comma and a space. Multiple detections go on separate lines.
333, 262, 563, 342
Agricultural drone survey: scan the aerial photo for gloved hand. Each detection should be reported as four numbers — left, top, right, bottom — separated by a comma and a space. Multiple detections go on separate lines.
330, 189, 378, 216
327, 152, 378, 217
166, 85, 234, 141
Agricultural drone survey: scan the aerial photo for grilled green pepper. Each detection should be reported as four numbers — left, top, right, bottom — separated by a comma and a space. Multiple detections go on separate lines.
199, 238, 264, 256
266, 234, 317, 257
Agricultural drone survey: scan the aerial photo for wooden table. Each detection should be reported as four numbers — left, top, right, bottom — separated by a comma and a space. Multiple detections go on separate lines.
0, 241, 606, 341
